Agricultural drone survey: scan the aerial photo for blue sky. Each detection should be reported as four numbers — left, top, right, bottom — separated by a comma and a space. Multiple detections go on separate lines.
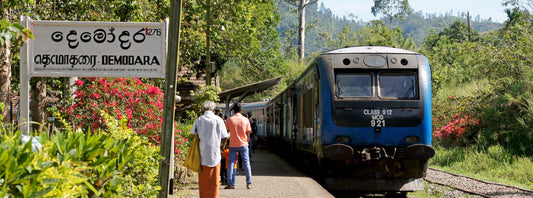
318, 0, 512, 23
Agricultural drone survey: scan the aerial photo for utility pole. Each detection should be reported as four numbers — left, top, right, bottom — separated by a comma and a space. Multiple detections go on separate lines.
158, 0, 182, 197
467, 11, 471, 42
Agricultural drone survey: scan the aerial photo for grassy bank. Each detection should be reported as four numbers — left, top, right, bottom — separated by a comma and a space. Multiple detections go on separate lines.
410, 145, 533, 197
429, 145, 533, 190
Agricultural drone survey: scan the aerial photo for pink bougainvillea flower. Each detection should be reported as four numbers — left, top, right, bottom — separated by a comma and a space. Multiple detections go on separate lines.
62, 77, 170, 146
75, 79, 84, 86
145, 86, 162, 96
98, 78, 108, 84
433, 113, 480, 146
126, 108, 133, 119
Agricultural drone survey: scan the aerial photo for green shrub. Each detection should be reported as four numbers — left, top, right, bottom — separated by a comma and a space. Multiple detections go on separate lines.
0, 130, 51, 197
187, 85, 221, 119
478, 80, 533, 155
35, 131, 92, 197
45, 113, 136, 197
103, 113, 162, 197
1, 112, 162, 197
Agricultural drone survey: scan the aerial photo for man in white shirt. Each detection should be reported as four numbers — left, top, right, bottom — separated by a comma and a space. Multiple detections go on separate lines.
191, 100, 229, 198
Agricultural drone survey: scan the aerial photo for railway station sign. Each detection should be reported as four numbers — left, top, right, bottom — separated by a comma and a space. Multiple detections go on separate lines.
19, 16, 168, 135
24, 17, 167, 78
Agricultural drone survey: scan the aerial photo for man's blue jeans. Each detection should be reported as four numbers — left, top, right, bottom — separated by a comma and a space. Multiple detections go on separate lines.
227, 146, 252, 186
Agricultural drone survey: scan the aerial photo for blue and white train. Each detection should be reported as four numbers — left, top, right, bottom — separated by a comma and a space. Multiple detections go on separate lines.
239, 46, 435, 193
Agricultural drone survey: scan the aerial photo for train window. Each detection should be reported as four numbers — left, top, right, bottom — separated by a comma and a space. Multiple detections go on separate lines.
335, 73, 372, 98
378, 72, 418, 99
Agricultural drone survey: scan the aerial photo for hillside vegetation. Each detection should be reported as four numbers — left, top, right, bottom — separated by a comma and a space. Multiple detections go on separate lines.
276, 1, 502, 54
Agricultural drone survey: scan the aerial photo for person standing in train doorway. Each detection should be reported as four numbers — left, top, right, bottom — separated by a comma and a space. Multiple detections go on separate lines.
224, 103, 253, 189
247, 112, 258, 161
191, 101, 229, 197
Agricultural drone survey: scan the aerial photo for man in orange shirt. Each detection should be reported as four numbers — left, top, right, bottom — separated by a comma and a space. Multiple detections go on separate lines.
224, 103, 253, 189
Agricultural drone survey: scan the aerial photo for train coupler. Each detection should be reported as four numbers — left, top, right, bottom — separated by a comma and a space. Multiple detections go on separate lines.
361, 147, 396, 161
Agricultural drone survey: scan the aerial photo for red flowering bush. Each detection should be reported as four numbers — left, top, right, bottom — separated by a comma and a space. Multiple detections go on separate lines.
61, 77, 187, 150
433, 113, 480, 146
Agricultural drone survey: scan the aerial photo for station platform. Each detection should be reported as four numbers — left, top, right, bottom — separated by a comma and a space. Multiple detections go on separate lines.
177, 149, 334, 198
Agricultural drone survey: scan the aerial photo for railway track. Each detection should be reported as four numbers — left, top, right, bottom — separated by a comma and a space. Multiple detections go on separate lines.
424, 168, 533, 197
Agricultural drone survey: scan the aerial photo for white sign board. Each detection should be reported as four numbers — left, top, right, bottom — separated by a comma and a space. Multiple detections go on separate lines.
26, 19, 167, 78
19, 16, 168, 135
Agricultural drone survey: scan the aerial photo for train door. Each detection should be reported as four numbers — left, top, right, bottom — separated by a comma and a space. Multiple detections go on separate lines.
275, 103, 281, 137
281, 92, 291, 140
298, 70, 316, 151
313, 66, 320, 152
266, 105, 271, 136
291, 88, 298, 145
302, 83, 313, 143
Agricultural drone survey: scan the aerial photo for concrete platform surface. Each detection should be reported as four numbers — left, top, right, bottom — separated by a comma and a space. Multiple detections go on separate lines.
177, 149, 334, 198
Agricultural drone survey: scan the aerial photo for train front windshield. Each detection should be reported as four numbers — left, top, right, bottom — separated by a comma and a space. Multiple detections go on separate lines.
335, 72, 418, 99
336, 73, 372, 98
379, 72, 417, 99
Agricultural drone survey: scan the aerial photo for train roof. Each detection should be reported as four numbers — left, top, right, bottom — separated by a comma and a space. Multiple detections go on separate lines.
242, 101, 268, 108
323, 46, 419, 55
217, 101, 267, 109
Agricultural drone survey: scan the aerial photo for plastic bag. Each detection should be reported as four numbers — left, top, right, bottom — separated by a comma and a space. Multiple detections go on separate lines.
184, 134, 202, 173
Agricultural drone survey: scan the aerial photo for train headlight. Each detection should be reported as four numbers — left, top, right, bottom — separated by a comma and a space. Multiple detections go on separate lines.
390, 57, 397, 64
363, 55, 386, 67
335, 135, 351, 144
342, 58, 351, 65
405, 136, 420, 144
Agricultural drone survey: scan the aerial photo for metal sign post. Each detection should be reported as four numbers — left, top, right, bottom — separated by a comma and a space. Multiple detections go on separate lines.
158, 0, 182, 197
20, 16, 31, 134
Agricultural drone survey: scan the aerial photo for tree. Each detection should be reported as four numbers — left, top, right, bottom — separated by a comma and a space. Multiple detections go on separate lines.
284, 0, 318, 65
335, 26, 358, 48
199, 0, 215, 86
1, 0, 34, 123
371, 0, 413, 30
355, 20, 416, 49
439, 20, 480, 43
502, 7, 532, 30
503, 0, 533, 13
181, 0, 286, 88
